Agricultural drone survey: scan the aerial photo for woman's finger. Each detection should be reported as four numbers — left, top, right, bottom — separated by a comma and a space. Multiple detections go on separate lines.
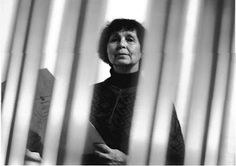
94, 143, 111, 153
94, 150, 112, 160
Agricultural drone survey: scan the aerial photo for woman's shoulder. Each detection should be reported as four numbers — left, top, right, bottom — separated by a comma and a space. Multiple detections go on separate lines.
93, 77, 111, 89
92, 78, 112, 95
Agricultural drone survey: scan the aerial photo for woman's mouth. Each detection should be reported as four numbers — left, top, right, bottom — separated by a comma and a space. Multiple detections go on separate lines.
115, 54, 129, 59
115, 53, 129, 56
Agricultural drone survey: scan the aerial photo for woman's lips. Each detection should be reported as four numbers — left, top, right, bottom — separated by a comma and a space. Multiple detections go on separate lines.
115, 53, 129, 56
115, 54, 129, 59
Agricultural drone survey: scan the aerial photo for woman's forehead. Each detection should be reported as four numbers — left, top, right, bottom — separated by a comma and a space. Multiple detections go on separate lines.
110, 29, 138, 37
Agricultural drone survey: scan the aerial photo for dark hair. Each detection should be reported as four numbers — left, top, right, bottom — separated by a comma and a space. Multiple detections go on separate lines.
98, 18, 145, 64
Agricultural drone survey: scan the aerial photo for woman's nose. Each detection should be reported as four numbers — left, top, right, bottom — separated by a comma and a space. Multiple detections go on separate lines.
118, 38, 127, 48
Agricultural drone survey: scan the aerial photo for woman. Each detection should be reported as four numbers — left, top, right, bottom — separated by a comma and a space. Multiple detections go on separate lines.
26, 18, 184, 165
84, 19, 185, 165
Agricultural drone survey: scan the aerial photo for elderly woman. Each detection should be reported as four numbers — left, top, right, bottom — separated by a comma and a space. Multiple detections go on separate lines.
85, 19, 185, 165
26, 18, 184, 165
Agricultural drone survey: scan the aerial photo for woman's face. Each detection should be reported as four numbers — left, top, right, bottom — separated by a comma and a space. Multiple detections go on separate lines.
107, 30, 142, 73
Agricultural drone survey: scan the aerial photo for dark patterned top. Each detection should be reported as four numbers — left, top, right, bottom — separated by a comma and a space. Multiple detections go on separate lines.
90, 80, 137, 154
87, 69, 185, 164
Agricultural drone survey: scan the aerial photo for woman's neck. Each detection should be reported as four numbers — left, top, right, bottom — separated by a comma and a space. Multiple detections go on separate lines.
112, 64, 139, 74
109, 68, 139, 89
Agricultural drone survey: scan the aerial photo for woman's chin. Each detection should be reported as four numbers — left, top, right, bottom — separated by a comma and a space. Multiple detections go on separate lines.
115, 61, 131, 66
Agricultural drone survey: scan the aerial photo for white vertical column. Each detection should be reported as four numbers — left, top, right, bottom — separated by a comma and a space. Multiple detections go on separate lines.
184, 0, 221, 164
41, 0, 83, 164
0, 0, 19, 82
175, 0, 203, 133
205, 0, 234, 164
218, 12, 235, 164
128, 0, 169, 164
41, 0, 67, 75
1, 0, 32, 164
64, 1, 107, 163
149, 0, 186, 164
8, 0, 51, 164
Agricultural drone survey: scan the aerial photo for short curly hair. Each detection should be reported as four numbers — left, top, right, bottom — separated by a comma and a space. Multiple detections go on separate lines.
98, 18, 145, 65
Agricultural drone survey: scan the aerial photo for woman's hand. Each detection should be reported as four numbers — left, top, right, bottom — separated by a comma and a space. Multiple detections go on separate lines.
93, 143, 127, 165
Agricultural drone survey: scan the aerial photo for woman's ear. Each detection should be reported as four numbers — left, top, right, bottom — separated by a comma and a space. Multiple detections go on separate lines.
140, 52, 143, 58
107, 59, 113, 67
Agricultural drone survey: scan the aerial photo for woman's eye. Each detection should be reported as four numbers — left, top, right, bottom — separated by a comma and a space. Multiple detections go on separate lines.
109, 36, 119, 42
126, 36, 135, 42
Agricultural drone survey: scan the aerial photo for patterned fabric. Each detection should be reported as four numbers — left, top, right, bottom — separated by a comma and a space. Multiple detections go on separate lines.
89, 70, 185, 164
90, 81, 137, 154
166, 109, 185, 164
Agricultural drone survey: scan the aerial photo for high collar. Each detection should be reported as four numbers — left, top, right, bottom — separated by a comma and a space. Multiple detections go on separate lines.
107, 68, 139, 89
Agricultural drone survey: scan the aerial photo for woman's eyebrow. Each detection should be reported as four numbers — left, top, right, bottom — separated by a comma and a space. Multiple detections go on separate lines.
109, 33, 120, 38
126, 34, 135, 37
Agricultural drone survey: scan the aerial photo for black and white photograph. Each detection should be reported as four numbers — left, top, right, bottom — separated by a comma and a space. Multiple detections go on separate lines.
1, 0, 235, 165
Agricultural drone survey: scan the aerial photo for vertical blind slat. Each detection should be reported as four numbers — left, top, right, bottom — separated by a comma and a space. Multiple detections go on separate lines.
218, 46, 235, 165
149, 0, 185, 164
64, 1, 107, 163
0, 0, 19, 82
1, 0, 33, 164
8, 0, 51, 164
128, 0, 169, 164
41, 0, 67, 75
41, 0, 83, 164
184, 0, 222, 164
205, 0, 234, 164
218, 5, 235, 163
175, 0, 203, 133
